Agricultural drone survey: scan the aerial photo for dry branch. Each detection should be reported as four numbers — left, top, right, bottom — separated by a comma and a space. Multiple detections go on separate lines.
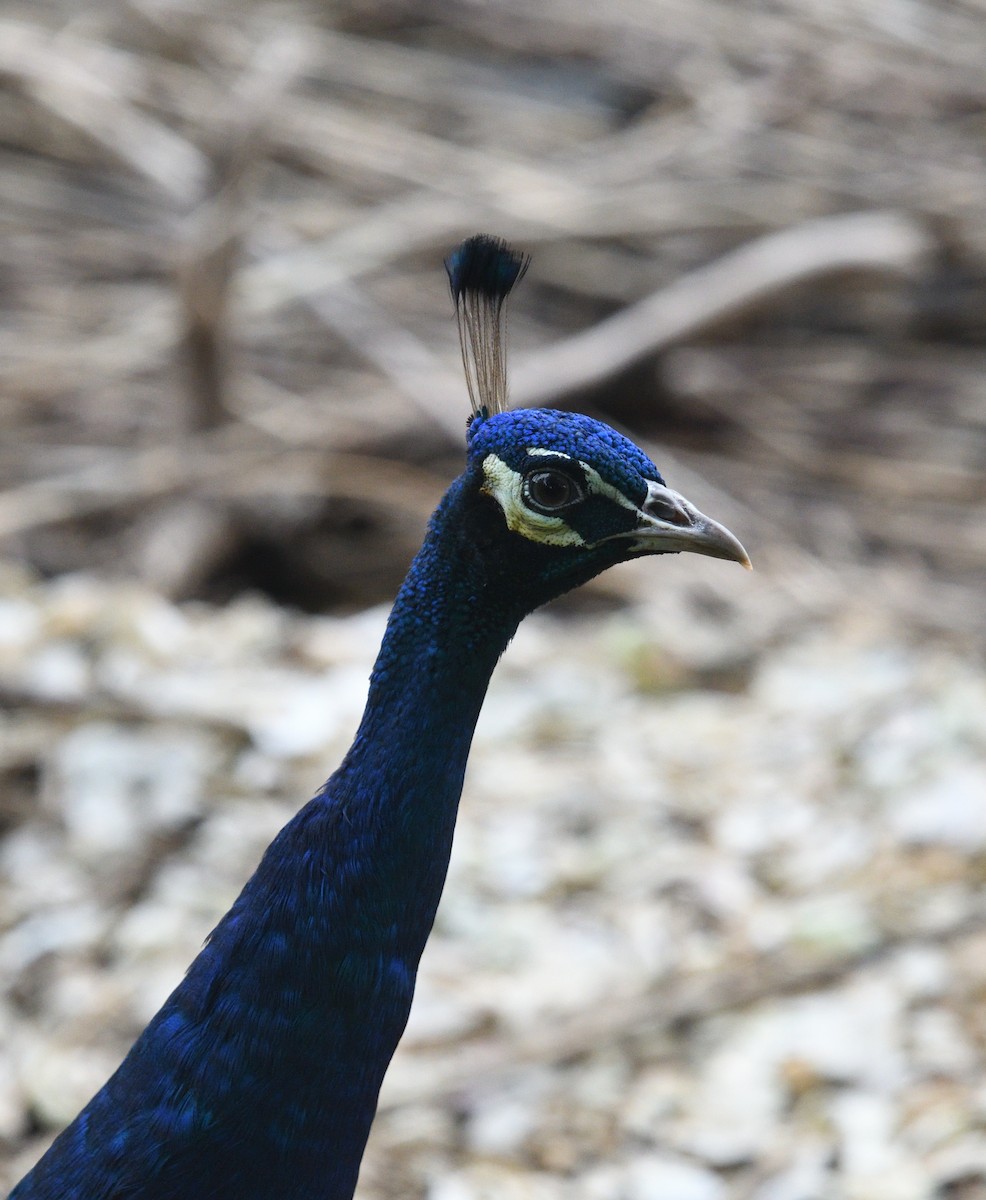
176, 29, 308, 431
0, 18, 207, 202
512, 211, 934, 407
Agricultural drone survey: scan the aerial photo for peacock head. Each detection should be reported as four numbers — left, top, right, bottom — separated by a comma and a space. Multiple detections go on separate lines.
460, 406, 749, 604
444, 235, 749, 608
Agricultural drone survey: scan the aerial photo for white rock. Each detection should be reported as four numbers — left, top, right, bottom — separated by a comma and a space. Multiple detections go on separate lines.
466, 1092, 538, 1157
0, 1011, 27, 1140
786, 892, 879, 957
856, 703, 938, 791
621, 1069, 684, 1137
16, 1036, 119, 1129
625, 1153, 726, 1200
23, 641, 90, 701
402, 985, 485, 1046
429, 1165, 565, 1200
129, 595, 192, 660
580, 1165, 626, 1200
753, 1142, 833, 1200
0, 905, 106, 975
296, 606, 386, 669
243, 668, 366, 759
45, 723, 214, 861
891, 945, 950, 1002
685, 1023, 782, 1158
891, 763, 986, 851
429, 1176, 475, 1200
0, 598, 41, 653
909, 1006, 977, 1076
926, 1134, 986, 1193
0, 828, 89, 914
41, 572, 106, 636
754, 641, 911, 720
792, 979, 906, 1088
674, 1124, 763, 1169
829, 1090, 925, 1200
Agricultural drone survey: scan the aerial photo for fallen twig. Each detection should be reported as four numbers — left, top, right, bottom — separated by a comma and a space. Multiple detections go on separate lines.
512, 211, 934, 406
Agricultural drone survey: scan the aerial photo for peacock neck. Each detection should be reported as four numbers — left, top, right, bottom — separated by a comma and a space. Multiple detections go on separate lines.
323, 473, 523, 950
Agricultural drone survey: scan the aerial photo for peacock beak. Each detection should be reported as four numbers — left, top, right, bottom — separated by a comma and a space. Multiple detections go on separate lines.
626, 480, 752, 568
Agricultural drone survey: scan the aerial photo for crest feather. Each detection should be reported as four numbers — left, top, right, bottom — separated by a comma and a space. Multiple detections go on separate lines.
445, 235, 529, 418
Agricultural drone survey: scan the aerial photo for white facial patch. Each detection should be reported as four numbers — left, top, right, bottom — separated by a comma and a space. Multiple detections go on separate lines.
480, 451, 642, 547
577, 464, 640, 515
482, 454, 585, 546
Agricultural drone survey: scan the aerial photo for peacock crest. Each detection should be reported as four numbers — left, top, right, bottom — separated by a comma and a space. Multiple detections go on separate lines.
445, 234, 530, 419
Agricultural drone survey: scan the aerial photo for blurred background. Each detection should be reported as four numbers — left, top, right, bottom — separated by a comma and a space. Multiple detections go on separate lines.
2, 1, 986, 1197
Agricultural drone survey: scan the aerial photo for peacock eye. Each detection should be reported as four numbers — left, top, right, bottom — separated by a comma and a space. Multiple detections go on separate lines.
522, 468, 582, 513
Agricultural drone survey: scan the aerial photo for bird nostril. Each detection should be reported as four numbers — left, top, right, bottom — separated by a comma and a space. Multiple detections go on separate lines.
645, 495, 691, 526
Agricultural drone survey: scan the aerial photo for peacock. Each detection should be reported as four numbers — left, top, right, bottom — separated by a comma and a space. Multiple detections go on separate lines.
12, 236, 749, 1200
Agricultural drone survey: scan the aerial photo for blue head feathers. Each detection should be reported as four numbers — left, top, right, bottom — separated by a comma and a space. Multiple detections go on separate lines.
468, 408, 665, 497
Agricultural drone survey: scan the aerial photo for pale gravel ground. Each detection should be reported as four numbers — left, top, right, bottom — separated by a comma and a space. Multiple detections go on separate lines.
2, 557, 986, 1200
